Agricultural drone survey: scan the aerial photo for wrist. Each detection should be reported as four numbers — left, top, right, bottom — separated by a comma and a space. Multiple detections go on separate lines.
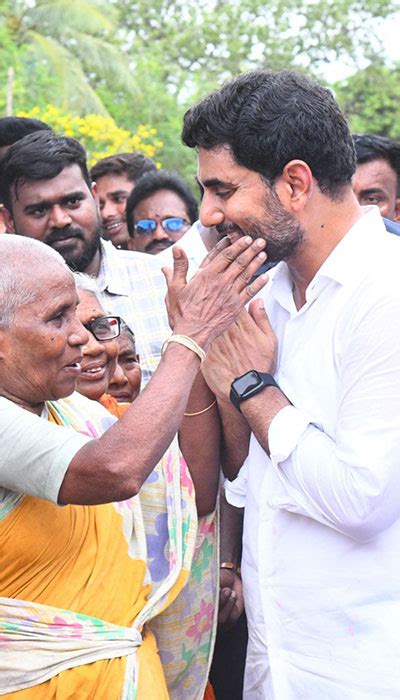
172, 323, 211, 352
160, 341, 203, 372
220, 561, 241, 578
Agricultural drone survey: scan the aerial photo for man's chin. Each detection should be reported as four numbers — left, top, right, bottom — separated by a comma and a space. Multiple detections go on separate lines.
226, 231, 243, 244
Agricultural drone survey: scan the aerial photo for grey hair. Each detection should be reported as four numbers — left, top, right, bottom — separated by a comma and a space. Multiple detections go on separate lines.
0, 235, 69, 327
120, 319, 136, 347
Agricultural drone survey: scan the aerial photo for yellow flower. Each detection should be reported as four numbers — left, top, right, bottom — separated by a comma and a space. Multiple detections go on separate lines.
16, 105, 163, 168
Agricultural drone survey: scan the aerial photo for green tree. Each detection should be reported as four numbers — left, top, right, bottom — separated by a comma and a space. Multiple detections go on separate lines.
335, 62, 400, 140
0, 0, 133, 114
105, 0, 400, 181
116, 0, 399, 101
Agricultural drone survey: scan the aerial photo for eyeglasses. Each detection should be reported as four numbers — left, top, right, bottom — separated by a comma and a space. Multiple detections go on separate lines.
83, 316, 121, 341
133, 217, 190, 237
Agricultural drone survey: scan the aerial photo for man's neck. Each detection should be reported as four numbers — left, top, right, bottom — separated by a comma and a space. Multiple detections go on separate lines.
288, 193, 363, 309
83, 247, 102, 277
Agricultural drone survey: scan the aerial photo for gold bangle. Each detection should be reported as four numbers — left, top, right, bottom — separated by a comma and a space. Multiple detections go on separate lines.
162, 334, 206, 364
220, 561, 241, 577
184, 399, 217, 417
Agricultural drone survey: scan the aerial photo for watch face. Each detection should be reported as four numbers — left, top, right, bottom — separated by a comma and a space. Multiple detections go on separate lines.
234, 370, 261, 396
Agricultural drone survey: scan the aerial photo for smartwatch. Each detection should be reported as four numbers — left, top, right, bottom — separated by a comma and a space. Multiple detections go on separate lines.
230, 370, 279, 411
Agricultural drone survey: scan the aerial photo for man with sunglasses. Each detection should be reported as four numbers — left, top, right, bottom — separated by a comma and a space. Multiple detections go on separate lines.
126, 170, 198, 255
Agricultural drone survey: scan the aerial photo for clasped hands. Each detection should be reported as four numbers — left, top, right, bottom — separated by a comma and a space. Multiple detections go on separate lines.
202, 302, 278, 403
162, 234, 278, 386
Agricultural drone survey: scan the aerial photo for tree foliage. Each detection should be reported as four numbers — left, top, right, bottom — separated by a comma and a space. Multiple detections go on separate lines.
335, 62, 400, 140
17, 104, 164, 166
0, 0, 134, 114
117, 0, 399, 100
1, 0, 400, 181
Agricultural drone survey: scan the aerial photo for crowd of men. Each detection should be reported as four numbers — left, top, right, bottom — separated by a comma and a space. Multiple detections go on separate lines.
1, 68, 400, 699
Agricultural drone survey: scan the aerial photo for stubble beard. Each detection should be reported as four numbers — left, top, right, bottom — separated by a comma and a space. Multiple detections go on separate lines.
58, 213, 102, 273
67, 227, 101, 272
217, 186, 305, 263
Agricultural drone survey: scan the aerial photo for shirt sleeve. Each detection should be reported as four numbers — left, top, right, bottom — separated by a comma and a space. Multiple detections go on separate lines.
0, 398, 92, 503
267, 287, 400, 543
224, 461, 249, 508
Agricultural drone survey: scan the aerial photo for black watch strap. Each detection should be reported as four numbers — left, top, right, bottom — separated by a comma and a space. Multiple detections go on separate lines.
230, 370, 279, 411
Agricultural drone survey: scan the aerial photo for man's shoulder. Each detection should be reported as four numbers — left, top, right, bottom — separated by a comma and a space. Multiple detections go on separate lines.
99, 240, 167, 299
383, 218, 400, 236
102, 240, 164, 274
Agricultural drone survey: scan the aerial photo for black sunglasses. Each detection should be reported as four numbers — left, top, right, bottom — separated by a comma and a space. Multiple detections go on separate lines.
83, 316, 121, 341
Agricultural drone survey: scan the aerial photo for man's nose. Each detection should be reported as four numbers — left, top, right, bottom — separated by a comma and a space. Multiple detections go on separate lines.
110, 362, 127, 387
199, 193, 225, 228
49, 204, 72, 229
152, 223, 170, 241
102, 200, 119, 220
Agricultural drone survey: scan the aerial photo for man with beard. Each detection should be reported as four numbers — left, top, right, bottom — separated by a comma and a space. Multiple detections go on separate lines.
0, 131, 170, 385
182, 70, 400, 699
126, 170, 198, 255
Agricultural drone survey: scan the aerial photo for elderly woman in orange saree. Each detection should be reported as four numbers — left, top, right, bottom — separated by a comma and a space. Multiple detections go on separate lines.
0, 235, 266, 698
73, 275, 218, 698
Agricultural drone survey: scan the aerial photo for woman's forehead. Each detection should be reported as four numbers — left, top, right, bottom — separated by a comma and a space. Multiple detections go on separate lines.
77, 288, 106, 315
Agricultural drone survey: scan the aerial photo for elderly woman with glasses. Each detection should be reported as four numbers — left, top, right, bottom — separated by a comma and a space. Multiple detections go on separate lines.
74, 280, 141, 408
0, 234, 267, 699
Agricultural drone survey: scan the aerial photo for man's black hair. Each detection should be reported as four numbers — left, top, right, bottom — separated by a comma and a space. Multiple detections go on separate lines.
90, 152, 156, 183
126, 170, 199, 237
0, 131, 91, 210
0, 116, 51, 148
353, 134, 400, 194
182, 69, 356, 199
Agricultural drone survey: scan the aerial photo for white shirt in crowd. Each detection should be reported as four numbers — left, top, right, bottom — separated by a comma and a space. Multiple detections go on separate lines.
226, 207, 400, 699
96, 240, 171, 386
157, 221, 209, 279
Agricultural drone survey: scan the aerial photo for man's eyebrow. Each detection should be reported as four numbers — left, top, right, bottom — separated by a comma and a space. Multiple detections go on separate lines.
196, 177, 234, 189
109, 189, 130, 196
359, 187, 385, 196
24, 191, 86, 212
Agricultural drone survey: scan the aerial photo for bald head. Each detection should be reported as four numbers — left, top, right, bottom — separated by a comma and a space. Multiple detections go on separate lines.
0, 235, 72, 327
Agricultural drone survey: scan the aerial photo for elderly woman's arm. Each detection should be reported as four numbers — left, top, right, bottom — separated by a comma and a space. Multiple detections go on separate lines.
179, 371, 220, 516
58, 238, 268, 506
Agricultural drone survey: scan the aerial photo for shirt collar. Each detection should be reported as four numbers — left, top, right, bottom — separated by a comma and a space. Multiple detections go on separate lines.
313, 206, 386, 286
96, 239, 133, 296
269, 207, 387, 310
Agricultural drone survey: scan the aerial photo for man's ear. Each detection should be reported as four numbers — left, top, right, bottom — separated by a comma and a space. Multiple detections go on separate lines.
91, 181, 100, 205
275, 159, 313, 213
2, 206, 16, 233
394, 197, 400, 222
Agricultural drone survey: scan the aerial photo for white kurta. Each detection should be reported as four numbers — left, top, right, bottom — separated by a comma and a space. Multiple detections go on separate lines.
226, 207, 400, 699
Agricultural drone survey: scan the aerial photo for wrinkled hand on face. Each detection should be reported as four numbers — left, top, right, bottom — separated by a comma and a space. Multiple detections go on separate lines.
161, 236, 269, 348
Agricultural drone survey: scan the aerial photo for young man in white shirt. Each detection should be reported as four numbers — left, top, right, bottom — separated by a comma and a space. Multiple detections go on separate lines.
182, 69, 400, 699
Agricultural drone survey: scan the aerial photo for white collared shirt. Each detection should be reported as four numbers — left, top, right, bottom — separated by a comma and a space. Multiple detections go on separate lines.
226, 207, 400, 699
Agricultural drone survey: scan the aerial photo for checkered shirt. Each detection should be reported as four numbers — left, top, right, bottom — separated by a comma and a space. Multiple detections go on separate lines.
96, 240, 170, 386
